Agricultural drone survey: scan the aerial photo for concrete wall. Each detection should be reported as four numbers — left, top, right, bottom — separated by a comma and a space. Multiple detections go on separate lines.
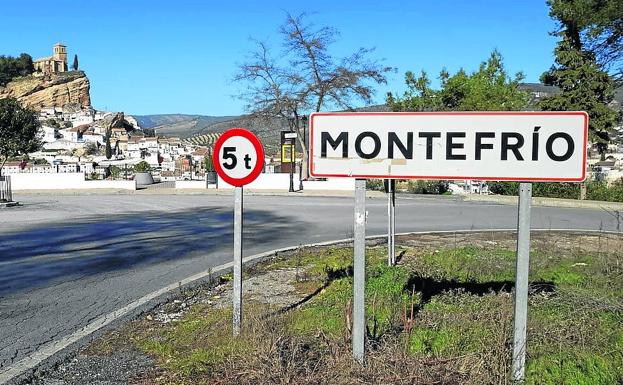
175, 180, 207, 189
194, 173, 356, 191
11, 173, 136, 190
9, 173, 352, 191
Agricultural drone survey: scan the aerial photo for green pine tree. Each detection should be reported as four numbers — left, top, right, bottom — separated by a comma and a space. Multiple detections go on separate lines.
105, 136, 112, 160
539, 0, 619, 148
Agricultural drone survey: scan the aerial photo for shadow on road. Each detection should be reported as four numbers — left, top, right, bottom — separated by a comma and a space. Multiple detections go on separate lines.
0, 207, 303, 297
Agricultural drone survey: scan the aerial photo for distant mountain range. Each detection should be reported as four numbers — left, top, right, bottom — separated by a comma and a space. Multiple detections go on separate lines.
135, 83, 622, 152
133, 105, 389, 154
134, 114, 240, 137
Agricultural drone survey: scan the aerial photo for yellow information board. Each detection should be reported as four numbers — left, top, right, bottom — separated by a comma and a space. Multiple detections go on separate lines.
281, 144, 295, 163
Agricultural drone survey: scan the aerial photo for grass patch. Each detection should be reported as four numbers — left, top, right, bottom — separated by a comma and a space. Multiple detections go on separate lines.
122, 235, 623, 384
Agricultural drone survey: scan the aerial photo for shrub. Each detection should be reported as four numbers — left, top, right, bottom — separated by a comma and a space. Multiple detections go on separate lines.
109, 165, 121, 179
586, 180, 623, 202
488, 181, 580, 199
134, 161, 151, 173
366, 179, 384, 191
407, 180, 449, 194
0, 54, 34, 86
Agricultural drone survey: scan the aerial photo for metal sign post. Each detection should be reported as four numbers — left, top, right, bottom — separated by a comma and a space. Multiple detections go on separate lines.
512, 182, 532, 382
233, 185, 243, 335
386, 180, 396, 266
212, 128, 265, 337
353, 179, 366, 363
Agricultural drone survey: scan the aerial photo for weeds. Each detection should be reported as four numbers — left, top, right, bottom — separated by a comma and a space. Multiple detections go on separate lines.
112, 232, 623, 384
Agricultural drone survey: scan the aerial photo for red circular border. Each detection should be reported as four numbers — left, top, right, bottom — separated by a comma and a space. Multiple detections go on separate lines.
212, 128, 265, 187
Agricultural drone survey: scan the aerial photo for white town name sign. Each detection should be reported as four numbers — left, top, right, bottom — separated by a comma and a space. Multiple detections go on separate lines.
309, 112, 588, 182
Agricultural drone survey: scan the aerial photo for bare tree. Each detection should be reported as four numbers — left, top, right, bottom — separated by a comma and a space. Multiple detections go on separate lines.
234, 13, 392, 180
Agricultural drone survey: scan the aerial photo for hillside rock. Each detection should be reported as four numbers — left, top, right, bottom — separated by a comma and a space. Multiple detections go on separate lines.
0, 71, 91, 110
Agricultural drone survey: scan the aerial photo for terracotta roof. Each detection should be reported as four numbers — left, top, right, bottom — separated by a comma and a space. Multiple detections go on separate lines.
192, 147, 209, 156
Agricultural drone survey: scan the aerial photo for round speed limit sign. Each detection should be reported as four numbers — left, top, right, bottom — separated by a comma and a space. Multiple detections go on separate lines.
212, 128, 265, 187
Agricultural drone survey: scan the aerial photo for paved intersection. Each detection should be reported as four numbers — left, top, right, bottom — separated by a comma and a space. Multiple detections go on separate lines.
0, 193, 620, 376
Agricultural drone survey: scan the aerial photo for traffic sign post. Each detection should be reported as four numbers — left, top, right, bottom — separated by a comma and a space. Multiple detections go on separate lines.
212, 128, 265, 336
353, 179, 366, 363
309, 112, 588, 369
512, 182, 532, 382
233, 185, 243, 336
385, 180, 396, 266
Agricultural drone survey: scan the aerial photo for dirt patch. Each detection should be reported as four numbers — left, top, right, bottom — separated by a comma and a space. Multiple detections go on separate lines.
213, 268, 306, 309
397, 230, 623, 254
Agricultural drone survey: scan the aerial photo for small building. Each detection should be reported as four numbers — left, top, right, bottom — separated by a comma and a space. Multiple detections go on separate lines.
34, 43, 68, 75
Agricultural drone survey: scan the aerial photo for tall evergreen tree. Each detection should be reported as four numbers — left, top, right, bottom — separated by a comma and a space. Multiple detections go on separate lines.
72, 54, 79, 71
540, 0, 619, 147
105, 136, 112, 160
547, 0, 623, 82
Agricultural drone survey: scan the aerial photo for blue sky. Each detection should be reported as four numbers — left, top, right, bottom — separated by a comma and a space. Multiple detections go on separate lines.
1, 0, 559, 116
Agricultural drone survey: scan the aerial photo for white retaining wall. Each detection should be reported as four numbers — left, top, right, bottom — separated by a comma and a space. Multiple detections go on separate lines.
10, 172, 353, 191
186, 173, 355, 191
11, 173, 136, 190
175, 180, 207, 189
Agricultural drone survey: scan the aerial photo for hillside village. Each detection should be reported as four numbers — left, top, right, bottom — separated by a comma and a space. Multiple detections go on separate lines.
3, 105, 213, 181
1, 44, 216, 182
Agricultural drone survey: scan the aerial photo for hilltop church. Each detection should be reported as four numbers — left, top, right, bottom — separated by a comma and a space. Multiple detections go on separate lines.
34, 43, 68, 75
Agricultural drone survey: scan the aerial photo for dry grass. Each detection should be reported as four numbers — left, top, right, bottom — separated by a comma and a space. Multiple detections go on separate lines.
87, 231, 623, 385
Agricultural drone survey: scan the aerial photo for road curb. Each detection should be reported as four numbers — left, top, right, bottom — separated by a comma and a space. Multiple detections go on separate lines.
2, 228, 622, 384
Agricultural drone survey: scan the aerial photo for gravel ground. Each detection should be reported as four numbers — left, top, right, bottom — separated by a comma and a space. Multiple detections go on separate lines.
24, 352, 153, 385
19, 266, 309, 385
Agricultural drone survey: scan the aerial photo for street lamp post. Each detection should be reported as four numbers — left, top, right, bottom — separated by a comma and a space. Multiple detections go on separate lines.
288, 117, 295, 193
298, 115, 307, 191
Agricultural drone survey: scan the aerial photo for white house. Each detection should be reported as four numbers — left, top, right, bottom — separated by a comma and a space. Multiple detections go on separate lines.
40, 125, 59, 143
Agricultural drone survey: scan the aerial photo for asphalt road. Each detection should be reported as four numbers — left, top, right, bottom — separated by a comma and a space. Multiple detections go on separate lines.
0, 193, 620, 375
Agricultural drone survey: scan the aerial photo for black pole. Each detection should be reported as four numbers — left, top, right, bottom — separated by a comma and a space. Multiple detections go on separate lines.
298, 161, 303, 191
298, 116, 307, 191
289, 145, 294, 192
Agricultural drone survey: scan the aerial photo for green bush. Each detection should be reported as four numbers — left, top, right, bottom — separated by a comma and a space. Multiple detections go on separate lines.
488, 180, 623, 202
586, 180, 623, 202
488, 182, 580, 199
366, 179, 384, 191
0, 54, 34, 86
407, 180, 449, 194
46, 119, 60, 128
109, 165, 121, 179
134, 161, 151, 173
